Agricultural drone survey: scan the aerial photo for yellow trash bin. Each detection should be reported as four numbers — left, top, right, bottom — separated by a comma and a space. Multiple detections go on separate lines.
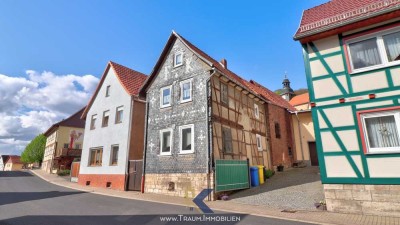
257, 165, 264, 184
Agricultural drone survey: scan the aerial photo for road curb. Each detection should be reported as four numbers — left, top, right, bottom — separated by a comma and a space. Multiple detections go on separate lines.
29, 170, 335, 225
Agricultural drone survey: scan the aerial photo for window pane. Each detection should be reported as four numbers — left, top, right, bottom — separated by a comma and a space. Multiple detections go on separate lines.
112, 146, 118, 165
222, 127, 233, 153
163, 88, 170, 105
181, 128, 192, 151
182, 82, 191, 100
162, 131, 171, 153
365, 115, 400, 148
349, 38, 381, 69
383, 31, 400, 62
175, 54, 182, 65
221, 83, 228, 104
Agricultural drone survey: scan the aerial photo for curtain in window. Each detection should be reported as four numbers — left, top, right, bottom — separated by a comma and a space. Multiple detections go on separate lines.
349, 38, 381, 69
163, 89, 170, 105
383, 31, 400, 62
182, 83, 191, 100
365, 115, 400, 148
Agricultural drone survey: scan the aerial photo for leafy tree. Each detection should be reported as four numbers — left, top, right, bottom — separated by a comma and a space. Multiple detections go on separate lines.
21, 134, 46, 165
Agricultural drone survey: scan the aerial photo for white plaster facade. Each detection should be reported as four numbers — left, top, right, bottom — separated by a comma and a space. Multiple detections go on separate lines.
80, 68, 132, 175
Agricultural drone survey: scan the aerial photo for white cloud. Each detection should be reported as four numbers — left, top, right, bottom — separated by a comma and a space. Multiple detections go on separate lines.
0, 70, 99, 155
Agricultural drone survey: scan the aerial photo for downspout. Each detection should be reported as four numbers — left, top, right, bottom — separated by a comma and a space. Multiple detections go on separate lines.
141, 98, 150, 193
124, 97, 135, 191
295, 111, 305, 162
206, 68, 216, 201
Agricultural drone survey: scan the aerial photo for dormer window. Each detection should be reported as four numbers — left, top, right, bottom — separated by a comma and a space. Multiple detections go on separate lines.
106, 85, 110, 97
174, 52, 183, 67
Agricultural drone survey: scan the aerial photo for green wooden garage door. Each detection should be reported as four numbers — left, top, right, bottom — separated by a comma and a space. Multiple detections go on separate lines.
215, 159, 250, 192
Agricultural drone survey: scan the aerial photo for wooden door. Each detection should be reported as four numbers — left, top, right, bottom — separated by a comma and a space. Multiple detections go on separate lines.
308, 142, 319, 166
128, 160, 143, 191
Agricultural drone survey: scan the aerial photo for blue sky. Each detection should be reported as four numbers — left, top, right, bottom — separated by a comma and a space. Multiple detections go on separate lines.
0, 0, 329, 155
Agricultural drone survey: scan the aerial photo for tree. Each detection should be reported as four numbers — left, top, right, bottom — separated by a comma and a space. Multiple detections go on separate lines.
21, 134, 46, 165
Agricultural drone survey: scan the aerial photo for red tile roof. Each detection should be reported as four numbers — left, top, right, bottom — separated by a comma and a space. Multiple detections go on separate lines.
247, 80, 296, 111
82, 61, 147, 119
141, 31, 295, 111
110, 61, 147, 96
44, 107, 86, 137
6, 155, 22, 164
295, 0, 400, 39
289, 93, 310, 107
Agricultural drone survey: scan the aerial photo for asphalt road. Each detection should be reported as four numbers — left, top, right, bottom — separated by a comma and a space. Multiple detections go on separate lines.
0, 171, 317, 225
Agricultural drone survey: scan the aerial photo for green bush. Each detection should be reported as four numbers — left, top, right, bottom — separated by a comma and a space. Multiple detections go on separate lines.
57, 170, 71, 176
264, 169, 275, 179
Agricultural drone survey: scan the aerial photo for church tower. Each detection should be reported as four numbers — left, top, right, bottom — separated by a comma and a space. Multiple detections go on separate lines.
280, 73, 295, 101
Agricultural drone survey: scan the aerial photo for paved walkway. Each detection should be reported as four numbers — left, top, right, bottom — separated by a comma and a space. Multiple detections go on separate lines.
31, 169, 400, 225
230, 167, 324, 210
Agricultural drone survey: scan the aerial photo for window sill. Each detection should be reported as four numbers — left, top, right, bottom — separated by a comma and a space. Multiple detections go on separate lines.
159, 153, 172, 156
349, 61, 400, 75
88, 165, 102, 167
160, 105, 172, 109
173, 63, 184, 69
110, 164, 118, 166
115, 121, 122, 124
179, 151, 194, 155
365, 151, 400, 155
179, 99, 193, 104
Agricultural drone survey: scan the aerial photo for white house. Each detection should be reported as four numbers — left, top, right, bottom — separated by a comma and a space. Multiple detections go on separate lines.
79, 61, 147, 191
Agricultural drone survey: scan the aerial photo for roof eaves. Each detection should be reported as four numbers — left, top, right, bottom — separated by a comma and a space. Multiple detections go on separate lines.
294, 5, 400, 40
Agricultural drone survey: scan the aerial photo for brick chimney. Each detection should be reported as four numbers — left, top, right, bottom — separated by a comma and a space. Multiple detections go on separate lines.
220, 58, 227, 69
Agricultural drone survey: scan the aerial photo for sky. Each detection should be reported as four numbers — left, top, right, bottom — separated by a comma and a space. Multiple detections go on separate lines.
0, 0, 328, 155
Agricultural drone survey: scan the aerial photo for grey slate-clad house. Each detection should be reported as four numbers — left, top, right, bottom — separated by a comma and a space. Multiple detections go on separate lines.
140, 31, 211, 197
140, 31, 295, 197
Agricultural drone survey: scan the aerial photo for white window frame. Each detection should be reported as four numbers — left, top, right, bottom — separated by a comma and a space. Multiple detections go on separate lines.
160, 128, 173, 156
360, 110, 400, 154
179, 124, 194, 154
346, 26, 400, 74
174, 52, 183, 67
256, 134, 263, 151
90, 114, 97, 130
102, 110, 110, 127
254, 103, 260, 119
160, 85, 172, 108
110, 144, 119, 166
115, 106, 123, 124
180, 79, 193, 103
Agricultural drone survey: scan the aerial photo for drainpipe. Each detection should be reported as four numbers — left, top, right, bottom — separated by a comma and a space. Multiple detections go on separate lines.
141, 98, 150, 193
124, 97, 135, 191
295, 111, 305, 162
206, 68, 216, 201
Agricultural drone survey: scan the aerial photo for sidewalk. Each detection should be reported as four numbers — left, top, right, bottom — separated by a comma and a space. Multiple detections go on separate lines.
31, 169, 400, 225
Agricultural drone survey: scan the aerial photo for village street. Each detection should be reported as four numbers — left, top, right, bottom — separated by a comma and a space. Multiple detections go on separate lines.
0, 171, 316, 225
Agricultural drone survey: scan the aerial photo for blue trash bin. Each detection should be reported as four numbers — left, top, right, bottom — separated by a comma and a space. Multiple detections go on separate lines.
250, 166, 259, 187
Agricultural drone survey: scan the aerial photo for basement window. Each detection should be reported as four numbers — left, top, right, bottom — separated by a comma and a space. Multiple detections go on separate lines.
359, 109, 400, 154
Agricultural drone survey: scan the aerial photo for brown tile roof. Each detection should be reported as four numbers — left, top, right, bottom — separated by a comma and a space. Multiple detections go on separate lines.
81, 61, 147, 119
295, 0, 400, 39
44, 107, 86, 137
289, 93, 310, 107
140, 31, 295, 111
6, 155, 21, 164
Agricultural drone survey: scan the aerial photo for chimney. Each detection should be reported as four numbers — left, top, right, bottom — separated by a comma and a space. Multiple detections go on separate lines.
220, 58, 227, 69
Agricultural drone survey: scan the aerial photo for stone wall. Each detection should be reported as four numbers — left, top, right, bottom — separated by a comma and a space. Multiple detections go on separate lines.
324, 184, 400, 217
145, 173, 213, 198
